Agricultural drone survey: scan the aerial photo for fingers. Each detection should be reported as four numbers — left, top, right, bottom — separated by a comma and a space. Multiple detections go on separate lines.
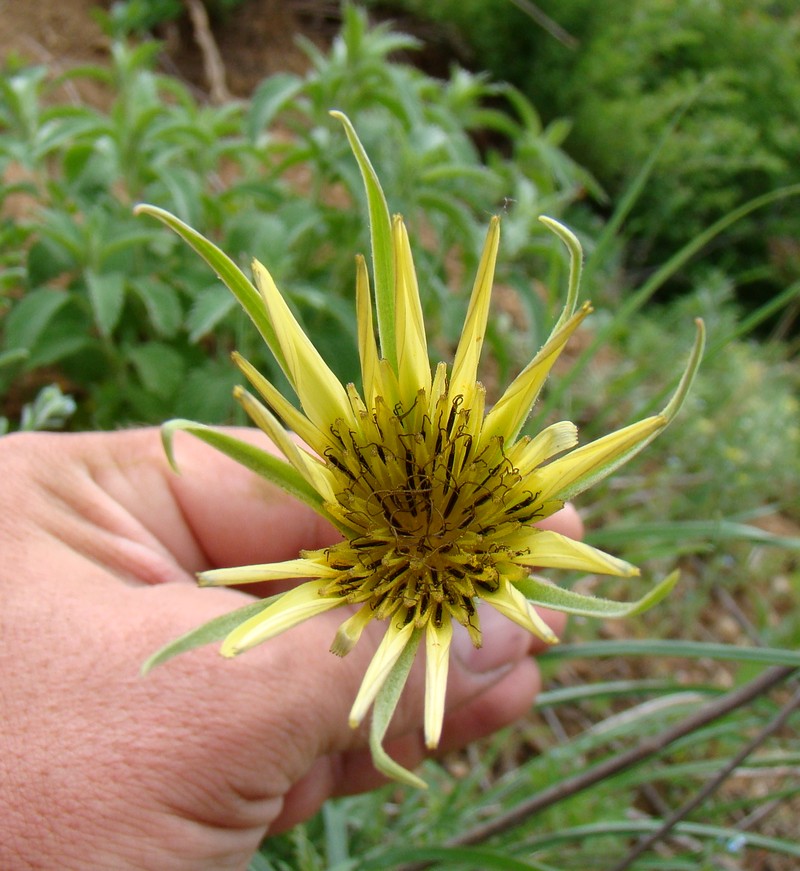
132, 577, 560, 810
272, 599, 567, 829
267, 653, 544, 832
217, 594, 565, 831
161, 429, 342, 570
33, 427, 341, 576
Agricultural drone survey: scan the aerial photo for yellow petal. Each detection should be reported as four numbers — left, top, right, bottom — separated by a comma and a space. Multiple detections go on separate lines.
535, 415, 666, 503
482, 302, 591, 444
330, 604, 375, 657
424, 618, 453, 749
482, 578, 559, 644
508, 528, 640, 577
220, 580, 342, 656
392, 216, 431, 403
449, 217, 500, 398
252, 259, 355, 432
355, 254, 385, 408
232, 386, 337, 504
199, 558, 337, 587
232, 351, 330, 456
517, 420, 579, 474
349, 616, 417, 728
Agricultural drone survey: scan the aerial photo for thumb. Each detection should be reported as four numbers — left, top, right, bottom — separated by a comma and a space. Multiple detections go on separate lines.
137, 575, 561, 824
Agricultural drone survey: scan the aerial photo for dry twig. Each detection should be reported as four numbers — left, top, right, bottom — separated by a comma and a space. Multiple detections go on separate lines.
610, 682, 800, 870
394, 664, 798, 871
183, 0, 230, 104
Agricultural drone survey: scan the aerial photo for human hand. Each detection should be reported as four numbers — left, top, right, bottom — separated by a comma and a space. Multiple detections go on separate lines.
0, 428, 581, 871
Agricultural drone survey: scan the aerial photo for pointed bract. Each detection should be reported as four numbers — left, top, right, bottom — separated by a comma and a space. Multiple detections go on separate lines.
349, 617, 417, 728
536, 416, 666, 503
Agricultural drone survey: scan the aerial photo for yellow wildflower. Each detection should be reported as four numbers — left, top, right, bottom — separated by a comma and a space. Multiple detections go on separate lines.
138, 112, 704, 788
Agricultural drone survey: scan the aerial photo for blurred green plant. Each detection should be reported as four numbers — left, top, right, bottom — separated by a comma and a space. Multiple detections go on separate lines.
249, 650, 800, 870
0, 383, 77, 435
0, 6, 588, 428
375, 0, 800, 302
525, 0, 800, 291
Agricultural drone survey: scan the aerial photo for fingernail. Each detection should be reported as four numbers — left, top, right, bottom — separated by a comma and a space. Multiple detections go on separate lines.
452, 606, 529, 674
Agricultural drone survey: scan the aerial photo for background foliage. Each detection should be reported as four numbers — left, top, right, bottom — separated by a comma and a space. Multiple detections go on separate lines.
372, 0, 800, 304
0, 7, 587, 428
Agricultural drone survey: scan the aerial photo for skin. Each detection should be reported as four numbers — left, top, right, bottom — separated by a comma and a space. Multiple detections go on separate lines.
0, 428, 582, 871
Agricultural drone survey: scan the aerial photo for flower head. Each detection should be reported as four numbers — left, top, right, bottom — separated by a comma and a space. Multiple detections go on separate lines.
138, 112, 704, 787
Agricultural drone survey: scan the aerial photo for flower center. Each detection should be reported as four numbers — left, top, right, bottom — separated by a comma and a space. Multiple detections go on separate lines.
313, 381, 545, 640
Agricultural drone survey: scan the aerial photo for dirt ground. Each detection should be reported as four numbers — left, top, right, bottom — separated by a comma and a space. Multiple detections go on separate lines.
0, 0, 340, 98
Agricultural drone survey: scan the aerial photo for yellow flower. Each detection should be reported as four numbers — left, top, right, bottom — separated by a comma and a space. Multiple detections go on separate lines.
137, 112, 704, 788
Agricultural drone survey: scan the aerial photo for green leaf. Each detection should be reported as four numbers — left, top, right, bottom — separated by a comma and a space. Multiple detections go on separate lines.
516, 571, 679, 619
541, 640, 800, 668
248, 73, 303, 140
128, 277, 184, 338
26, 332, 92, 369
101, 228, 167, 264
185, 283, 236, 342
536, 679, 719, 709
127, 342, 186, 398
134, 204, 288, 373
369, 628, 427, 789
156, 166, 204, 229
172, 360, 240, 422
0, 348, 28, 370
4, 288, 70, 352
330, 111, 396, 370
525, 820, 800, 859
589, 518, 800, 552
142, 595, 280, 674
85, 269, 126, 337
161, 418, 328, 517
365, 846, 551, 871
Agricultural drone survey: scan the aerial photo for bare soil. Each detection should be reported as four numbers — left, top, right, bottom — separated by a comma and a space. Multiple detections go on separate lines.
0, 0, 338, 99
